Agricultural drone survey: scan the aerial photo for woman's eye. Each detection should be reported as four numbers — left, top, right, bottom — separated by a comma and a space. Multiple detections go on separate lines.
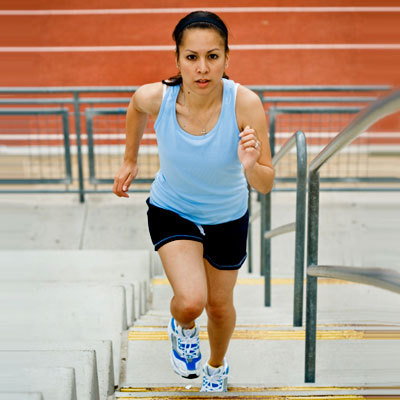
209, 54, 219, 60
187, 55, 197, 60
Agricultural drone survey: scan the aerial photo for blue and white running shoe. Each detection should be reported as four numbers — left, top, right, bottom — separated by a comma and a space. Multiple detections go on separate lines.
200, 358, 229, 392
167, 317, 202, 379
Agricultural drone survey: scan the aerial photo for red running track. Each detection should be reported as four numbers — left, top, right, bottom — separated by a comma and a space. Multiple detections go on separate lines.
1, 2, 400, 86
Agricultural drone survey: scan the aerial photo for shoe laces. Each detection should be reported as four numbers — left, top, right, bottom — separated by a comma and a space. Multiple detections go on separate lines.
201, 364, 227, 392
177, 333, 200, 359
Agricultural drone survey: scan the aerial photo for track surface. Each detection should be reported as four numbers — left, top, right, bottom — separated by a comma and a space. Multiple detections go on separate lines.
1, 1, 400, 86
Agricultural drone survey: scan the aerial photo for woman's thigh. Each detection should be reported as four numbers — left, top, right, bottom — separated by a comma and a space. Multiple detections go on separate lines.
204, 258, 239, 307
158, 239, 208, 303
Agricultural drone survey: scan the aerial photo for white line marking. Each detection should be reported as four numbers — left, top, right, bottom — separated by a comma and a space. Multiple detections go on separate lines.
1, 7, 400, 16
2, 44, 400, 52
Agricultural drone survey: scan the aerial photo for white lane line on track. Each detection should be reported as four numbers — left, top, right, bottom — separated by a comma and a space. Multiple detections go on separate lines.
1, 7, 400, 15
2, 44, 400, 52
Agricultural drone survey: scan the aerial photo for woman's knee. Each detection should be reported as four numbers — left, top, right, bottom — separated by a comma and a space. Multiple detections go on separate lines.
206, 300, 235, 322
173, 294, 206, 321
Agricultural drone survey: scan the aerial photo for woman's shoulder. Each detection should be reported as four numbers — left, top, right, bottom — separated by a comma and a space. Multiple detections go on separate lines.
236, 84, 262, 108
235, 84, 263, 117
133, 82, 164, 115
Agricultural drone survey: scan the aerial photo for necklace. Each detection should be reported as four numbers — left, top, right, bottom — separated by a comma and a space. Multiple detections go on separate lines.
200, 105, 220, 135
179, 87, 221, 135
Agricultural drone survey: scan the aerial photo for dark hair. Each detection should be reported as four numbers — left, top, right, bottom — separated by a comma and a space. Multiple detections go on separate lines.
162, 11, 229, 86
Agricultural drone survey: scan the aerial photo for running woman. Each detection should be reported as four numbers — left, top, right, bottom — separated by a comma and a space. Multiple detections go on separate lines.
113, 10, 274, 392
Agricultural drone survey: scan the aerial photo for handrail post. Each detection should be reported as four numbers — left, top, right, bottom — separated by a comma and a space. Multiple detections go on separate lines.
247, 185, 253, 273
269, 108, 276, 157
73, 92, 85, 203
293, 131, 307, 326
261, 191, 272, 306
305, 169, 320, 383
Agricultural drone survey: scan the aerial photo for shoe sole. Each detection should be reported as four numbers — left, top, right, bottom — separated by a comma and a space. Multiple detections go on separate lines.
168, 319, 201, 379
169, 351, 201, 379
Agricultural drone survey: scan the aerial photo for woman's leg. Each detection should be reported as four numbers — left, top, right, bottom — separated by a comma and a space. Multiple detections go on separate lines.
204, 259, 239, 367
158, 240, 208, 329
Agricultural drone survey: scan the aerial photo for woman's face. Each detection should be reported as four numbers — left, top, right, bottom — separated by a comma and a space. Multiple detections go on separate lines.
177, 28, 228, 93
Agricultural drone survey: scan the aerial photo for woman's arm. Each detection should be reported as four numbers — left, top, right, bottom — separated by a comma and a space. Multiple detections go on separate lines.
236, 85, 275, 194
113, 82, 163, 197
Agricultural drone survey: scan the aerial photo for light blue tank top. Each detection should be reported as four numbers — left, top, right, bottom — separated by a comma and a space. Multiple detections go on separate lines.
149, 78, 248, 225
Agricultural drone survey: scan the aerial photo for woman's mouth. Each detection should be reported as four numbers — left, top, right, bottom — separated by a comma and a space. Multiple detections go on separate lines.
196, 79, 210, 88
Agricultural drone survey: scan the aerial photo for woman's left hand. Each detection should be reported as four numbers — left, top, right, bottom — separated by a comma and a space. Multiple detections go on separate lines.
238, 125, 261, 170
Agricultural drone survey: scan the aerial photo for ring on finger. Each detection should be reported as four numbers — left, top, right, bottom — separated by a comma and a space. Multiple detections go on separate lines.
254, 140, 260, 149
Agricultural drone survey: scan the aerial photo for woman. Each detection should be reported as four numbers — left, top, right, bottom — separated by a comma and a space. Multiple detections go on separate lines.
113, 10, 274, 392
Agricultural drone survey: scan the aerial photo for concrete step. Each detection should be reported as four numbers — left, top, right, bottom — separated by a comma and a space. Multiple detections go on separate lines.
0, 341, 114, 400
0, 367, 77, 400
119, 327, 400, 395
0, 249, 153, 322
0, 350, 99, 400
0, 282, 126, 386
118, 273, 400, 397
114, 387, 400, 399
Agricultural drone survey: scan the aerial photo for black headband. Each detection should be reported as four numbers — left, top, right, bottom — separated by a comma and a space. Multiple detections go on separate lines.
176, 16, 227, 36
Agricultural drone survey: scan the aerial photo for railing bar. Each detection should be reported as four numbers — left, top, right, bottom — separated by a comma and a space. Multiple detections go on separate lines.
0, 87, 139, 93
270, 106, 363, 113
307, 265, 400, 295
0, 85, 391, 94
310, 89, 400, 173
79, 107, 127, 114
262, 96, 377, 103
0, 108, 69, 114
272, 134, 296, 166
0, 189, 151, 193
0, 98, 131, 104
248, 85, 392, 92
0, 99, 75, 104
264, 222, 296, 239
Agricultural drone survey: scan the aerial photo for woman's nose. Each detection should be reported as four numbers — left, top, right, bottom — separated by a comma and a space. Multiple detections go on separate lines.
197, 58, 209, 73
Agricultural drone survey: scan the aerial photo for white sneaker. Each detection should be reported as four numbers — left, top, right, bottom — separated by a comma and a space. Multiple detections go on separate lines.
200, 358, 229, 392
167, 317, 202, 379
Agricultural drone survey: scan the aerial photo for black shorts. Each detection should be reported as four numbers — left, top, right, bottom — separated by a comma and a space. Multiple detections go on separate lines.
146, 198, 249, 270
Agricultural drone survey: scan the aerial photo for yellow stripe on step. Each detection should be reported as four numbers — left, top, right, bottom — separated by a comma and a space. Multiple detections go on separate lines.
117, 396, 366, 400
117, 395, 366, 400
119, 385, 364, 392
128, 329, 400, 341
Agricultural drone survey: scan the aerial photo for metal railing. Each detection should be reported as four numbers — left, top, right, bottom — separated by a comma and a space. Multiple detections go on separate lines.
0, 107, 72, 185
0, 85, 395, 203
304, 88, 400, 383
257, 130, 307, 327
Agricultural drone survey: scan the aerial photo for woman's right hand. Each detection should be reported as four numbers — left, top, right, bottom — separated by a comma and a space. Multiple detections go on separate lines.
112, 160, 138, 198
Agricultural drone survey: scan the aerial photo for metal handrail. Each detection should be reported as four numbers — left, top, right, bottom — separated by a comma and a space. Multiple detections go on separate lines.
264, 222, 295, 239
304, 88, 400, 383
262, 96, 377, 103
307, 265, 400, 294
260, 130, 307, 327
310, 89, 400, 173
0, 85, 395, 203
